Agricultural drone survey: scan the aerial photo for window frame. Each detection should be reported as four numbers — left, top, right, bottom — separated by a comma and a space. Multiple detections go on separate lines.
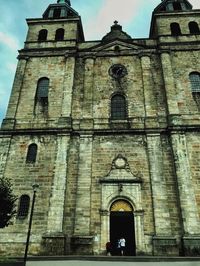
53, 8, 61, 18
17, 195, 30, 219
189, 21, 200, 34
189, 72, 200, 110
26, 144, 38, 164
170, 22, 182, 36
38, 29, 48, 41
111, 94, 127, 121
173, 2, 182, 11
35, 77, 49, 108
55, 28, 65, 41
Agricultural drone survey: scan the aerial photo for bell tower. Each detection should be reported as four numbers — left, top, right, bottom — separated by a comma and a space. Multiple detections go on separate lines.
2, 0, 84, 130
150, 0, 195, 38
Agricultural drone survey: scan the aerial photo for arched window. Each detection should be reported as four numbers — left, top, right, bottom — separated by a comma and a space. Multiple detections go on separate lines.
55, 28, 65, 41
173, 2, 182, 11
189, 72, 200, 109
26, 144, 37, 163
170, 23, 181, 36
36, 78, 49, 108
111, 94, 127, 120
189, 21, 200, 34
38, 29, 48, 41
17, 195, 30, 219
53, 8, 61, 18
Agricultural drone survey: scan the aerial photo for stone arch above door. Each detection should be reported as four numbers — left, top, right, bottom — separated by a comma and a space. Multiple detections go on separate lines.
110, 199, 133, 212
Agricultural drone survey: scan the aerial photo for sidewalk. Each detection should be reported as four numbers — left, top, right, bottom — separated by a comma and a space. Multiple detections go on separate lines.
26, 260, 200, 266
25, 256, 200, 266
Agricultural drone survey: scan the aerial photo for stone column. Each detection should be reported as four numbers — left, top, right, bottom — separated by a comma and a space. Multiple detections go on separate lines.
2, 58, 28, 129
81, 57, 94, 129
140, 55, 157, 117
46, 134, 70, 233
73, 135, 93, 236
170, 133, 200, 235
147, 134, 172, 235
160, 52, 179, 115
59, 56, 75, 126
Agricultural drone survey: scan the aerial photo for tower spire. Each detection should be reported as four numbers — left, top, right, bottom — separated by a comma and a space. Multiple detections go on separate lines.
57, 0, 71, 6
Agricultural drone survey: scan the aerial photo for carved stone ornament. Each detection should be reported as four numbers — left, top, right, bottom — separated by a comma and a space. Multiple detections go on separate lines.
109, 64, 128, 79
100, 154, 142, 182
114, 156, 126, 169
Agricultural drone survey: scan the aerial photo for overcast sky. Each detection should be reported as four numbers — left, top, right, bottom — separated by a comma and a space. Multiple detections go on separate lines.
0, 0, 199, 125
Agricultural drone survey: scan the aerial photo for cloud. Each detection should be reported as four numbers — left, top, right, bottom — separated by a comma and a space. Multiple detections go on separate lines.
190, 0, 199, 8
85, 0, 145, 40
6, 62, 17, 74
0, 32, 20, 51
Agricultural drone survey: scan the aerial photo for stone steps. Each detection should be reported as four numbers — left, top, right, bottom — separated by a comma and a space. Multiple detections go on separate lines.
26, 255, 200, 262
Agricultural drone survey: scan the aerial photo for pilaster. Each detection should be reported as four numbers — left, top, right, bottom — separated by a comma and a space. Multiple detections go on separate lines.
170, 133, 200, 235
0, 136, 12, 179
81, 57, 95, 129
140, 55, 157, 118
59, 56, 76, 127
160, 52, 179, 115
71, 135, 93, 254
2, 58, 28, 129
73, 134, 93, 236
147, 134, 172, 235
46, 134, 70, 233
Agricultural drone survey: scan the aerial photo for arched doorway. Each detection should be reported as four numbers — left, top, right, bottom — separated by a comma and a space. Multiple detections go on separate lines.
110, 200, 136, 256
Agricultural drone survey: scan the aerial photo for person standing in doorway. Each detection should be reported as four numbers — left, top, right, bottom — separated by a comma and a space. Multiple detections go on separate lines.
119, 237, 126, 255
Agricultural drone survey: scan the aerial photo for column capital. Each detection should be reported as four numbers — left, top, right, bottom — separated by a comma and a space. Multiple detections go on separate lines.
138, 52, 152, 59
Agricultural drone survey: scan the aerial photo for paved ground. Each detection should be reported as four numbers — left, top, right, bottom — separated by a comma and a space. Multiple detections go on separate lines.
26, 260, 200, 266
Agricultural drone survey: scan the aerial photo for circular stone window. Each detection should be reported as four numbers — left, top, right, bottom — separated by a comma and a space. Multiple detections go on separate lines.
109, 64, 127, 79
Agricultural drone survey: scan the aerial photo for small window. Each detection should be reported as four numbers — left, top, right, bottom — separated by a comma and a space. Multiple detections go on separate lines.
17, 195, 30, 219
26, 144, 37, 163
55, 28, 65, 41
111, 94, 127, 120
36, 78, 49, 108
38, 29, 48, 41
53, 8, 61, 18
173, 2, 182, 11
189, 72, 200, 109
189, 22, 200, 34
170, 23, 181, 36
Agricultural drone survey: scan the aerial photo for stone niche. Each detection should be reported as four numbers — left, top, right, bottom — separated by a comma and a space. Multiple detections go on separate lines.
183, 237, 200, 256
42, 234, 69, 255
71, 236, 94, 255
153, 236, 178, 256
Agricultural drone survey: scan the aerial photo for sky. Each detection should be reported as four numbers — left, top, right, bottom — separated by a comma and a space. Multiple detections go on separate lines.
0, 0, 199, 125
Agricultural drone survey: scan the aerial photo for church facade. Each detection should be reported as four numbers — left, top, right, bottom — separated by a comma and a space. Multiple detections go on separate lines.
0, 0, 200, 257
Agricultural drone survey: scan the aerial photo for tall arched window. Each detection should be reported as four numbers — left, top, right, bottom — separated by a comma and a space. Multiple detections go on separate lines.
170, 23, 181, 36
17, 195, 30, 219
26, 144, 38, 163
189, 21, 200, 34
35, 77, 49, 108
38, 29, 48, 41
111, 94, 127, 120
55, 28, 65, 41
189, 72, 200, 109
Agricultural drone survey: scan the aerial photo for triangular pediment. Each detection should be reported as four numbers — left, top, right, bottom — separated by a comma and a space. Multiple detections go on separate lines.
90, 39, 144, 53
